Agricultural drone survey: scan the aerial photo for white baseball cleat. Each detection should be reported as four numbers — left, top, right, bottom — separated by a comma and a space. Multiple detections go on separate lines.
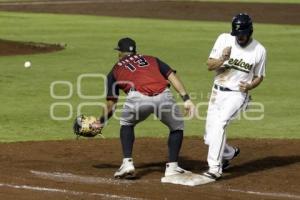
164, 162, 191, 177
114, 158, 135, 179
162, 164, 217, 186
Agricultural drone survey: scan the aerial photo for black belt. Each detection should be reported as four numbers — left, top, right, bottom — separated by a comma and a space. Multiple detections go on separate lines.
214, 84, 232, 92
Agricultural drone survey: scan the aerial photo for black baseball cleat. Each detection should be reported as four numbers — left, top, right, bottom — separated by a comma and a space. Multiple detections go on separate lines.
222, 147, 240, 170
202, 171, 222, 180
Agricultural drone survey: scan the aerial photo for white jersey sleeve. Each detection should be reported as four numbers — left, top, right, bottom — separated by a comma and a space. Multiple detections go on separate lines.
254, 47, 267, 77
210, 34, 266, 90
209, 33, 226, 59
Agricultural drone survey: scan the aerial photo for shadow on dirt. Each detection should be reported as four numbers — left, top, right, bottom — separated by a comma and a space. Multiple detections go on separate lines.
223, 155, 300, 180
93, 157, 207, 178
93, 161, 165, 179
93, 155, 300, 180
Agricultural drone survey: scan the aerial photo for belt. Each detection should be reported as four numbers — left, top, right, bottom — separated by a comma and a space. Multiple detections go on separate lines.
128, 88, 161, 96
214, 84, 232, 92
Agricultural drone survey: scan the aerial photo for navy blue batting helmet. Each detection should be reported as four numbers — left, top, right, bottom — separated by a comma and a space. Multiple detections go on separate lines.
231, 13, 253, 36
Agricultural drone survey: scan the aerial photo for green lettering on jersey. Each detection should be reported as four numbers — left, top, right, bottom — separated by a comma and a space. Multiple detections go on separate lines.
224, 57, 253, 73
240, 62, 246, 68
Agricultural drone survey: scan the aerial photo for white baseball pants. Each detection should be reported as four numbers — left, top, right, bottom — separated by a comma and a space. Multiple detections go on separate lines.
204, 87, 249, 174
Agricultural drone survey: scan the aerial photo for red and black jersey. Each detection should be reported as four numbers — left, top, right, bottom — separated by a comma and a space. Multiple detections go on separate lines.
106, 54, 175, 100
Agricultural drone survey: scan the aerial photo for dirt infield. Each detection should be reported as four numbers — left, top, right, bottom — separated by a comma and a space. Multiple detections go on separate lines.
0, 138, 299, 200
0, 0, 299, 25
0, 0, 299, 55
0, 39, 65, 56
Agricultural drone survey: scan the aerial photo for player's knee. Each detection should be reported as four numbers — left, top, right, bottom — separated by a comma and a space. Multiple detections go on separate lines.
168, 121, 184, 132
214, 119, 228, 128
120, 118, 135, 126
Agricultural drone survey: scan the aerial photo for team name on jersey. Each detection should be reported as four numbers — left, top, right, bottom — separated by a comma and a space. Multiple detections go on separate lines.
116, 54, 149, 72
117, 55, 143, 67
224, 58, 253, 73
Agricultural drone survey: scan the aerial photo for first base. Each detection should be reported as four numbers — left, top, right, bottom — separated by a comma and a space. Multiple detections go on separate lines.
161, 173, 216, 186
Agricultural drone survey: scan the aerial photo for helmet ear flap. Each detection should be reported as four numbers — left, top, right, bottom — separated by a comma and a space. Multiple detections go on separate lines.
249, 29, 253, 37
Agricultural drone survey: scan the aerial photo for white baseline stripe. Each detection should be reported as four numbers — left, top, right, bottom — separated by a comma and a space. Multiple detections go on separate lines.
0, 182, 144, 200
31, 170, 148, 185
228, 188, 300, 199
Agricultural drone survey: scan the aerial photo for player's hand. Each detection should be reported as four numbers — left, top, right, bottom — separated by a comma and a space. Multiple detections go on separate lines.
239, 81, 252, 93
91, 120, 104, 132
184, 99, 196, 118
221, 46, 232, 61
218, 60, 231, 71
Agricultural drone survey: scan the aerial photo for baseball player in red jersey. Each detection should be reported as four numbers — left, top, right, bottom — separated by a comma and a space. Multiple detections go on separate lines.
92, 37, 195, 179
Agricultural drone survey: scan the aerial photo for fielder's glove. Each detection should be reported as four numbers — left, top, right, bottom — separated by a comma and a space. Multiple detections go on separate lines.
73, 115, 102, 138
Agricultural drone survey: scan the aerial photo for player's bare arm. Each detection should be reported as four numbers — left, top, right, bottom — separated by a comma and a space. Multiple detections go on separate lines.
167, 72, 188, 96
167, 72, 195, 117
207, 47, 231, 71
239, 76, 264, 93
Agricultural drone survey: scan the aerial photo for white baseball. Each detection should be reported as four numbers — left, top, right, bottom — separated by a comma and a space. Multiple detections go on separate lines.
24, 61, 31, 68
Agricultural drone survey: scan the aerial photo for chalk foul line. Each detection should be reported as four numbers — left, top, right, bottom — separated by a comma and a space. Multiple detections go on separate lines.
228, 188, 300, 199
30, 170, 149, 185
0, 182, 144, 200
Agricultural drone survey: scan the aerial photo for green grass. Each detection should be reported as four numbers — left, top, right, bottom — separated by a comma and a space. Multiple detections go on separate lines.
0, 12, 299, 142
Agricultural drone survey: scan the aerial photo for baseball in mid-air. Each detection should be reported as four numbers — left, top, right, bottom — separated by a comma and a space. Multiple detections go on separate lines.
24, 61, 31, 68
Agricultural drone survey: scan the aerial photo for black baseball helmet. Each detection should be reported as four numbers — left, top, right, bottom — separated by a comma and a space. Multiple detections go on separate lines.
231, 13, 253, 36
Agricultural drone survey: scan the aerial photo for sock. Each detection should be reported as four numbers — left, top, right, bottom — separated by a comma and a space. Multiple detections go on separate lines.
168, 130, 183, 162
166, 162, 178, 169
123, 158, 133, 163
120, 125, 135, 158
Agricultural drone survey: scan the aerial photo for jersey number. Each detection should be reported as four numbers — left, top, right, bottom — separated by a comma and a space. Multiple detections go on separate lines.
125, 57, 149, 72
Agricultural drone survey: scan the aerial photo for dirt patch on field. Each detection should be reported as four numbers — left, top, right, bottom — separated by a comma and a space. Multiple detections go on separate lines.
0, 0, 299, 25
0, 138, 299, 200
0, 0, 298, 56
0, 39, 65, 56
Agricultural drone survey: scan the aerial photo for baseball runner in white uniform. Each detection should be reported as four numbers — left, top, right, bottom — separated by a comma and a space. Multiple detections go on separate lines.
202, 13, 267, 181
